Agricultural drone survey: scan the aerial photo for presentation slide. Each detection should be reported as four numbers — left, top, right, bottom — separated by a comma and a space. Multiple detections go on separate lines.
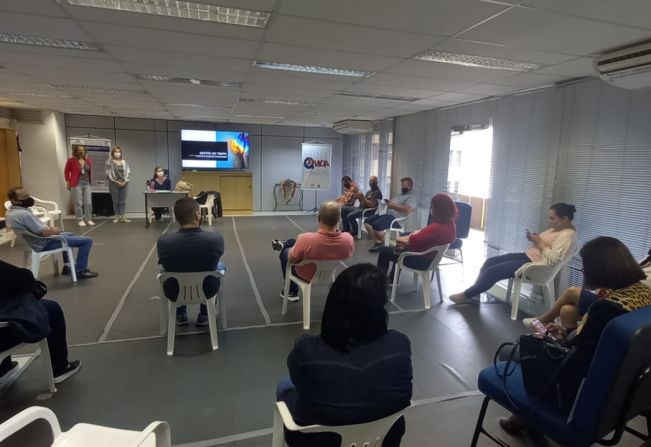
181, 129, 250, 170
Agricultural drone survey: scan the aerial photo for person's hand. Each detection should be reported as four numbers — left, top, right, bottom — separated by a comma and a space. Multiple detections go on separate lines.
544, 323, 567, 341
526, 231, 540, 243
66, 182, 70, 191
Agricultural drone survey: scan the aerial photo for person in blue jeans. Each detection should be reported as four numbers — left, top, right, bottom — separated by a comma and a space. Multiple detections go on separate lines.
5, 187, 98, 279
276, 263, 413, 447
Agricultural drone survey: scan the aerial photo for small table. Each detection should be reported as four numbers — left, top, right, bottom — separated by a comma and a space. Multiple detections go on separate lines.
143, 191, 188, 228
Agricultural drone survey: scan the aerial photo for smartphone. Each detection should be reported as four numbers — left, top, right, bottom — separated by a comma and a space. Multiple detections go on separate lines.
525, 228, 531, 234
384, 199, 390, 203
531, 319, 546, 334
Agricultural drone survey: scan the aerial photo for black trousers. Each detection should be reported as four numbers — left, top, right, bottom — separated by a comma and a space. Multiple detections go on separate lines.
376, 246, 431, 278
0, 299, 69, 374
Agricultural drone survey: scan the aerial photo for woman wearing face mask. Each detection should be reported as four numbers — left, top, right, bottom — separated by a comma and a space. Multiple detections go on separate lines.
449, 203, 577, 304
64, 144, 94, 227
148, 166, 172, 222
106, 146, 131, 223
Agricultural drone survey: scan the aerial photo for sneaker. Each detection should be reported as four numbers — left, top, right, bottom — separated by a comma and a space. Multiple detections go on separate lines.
368, 242, 383, 253
78, 220, 86, 227
61, 265, 71, 275
121, 217, 131, 223
113, 217, 119, 223
0, 359, 18, 378
499, 415, 528, 434
271, 239, 285, 251
53, 360, 81, 384
280, 288, 299, 302
176, 313, 189, 326
196, 313, 209, 327
449, 293, 473, 304
77, 269, 98, 279
86, 220, 95, 226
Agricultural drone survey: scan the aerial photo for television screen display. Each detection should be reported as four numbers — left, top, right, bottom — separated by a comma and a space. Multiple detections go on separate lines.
181, 129, 250, 170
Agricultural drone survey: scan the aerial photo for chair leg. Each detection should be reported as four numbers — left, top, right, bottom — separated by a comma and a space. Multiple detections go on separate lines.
435, 268, 444, 304
31, 253, 41, 278
282, 275, 291, 316
510, 278, 522, 321
390, 266, 400, 303
166, 301, 176, 356
52, 255, 59, 275
470, 397, 490, 447
67, 248, 77, 282
505, 278, 513, 304
38, 339, 57, 393
421, 271, 432, 309
302, 286, 311, 330
159, 297, 168, 336
205, 298, 219, 351
412, 270, 419, 291
208, 213, 213, 226
272, 406, 286, 447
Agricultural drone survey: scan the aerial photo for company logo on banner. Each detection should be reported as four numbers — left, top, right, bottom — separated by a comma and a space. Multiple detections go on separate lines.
301, 143, 332, 190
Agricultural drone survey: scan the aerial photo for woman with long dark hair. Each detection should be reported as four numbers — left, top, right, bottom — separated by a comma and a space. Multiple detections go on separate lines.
148, 166, 172, 222
277, 264, 413, 446
450, 203, 577, 304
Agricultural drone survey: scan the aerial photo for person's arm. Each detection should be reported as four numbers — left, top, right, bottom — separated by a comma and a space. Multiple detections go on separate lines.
105, 159, 117, 183
21, 213, 57, 237
64, 159, 73, 186
124, 161, 131, 183
388, 197, 415, 215
539, 231, 576, 265
38, 227, 61, 237
288, 235, 305, 264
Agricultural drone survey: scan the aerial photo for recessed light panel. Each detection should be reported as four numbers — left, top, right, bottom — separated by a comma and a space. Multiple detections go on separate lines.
0, 32, 100, 51
50, 84, 147, 95
64, 0, 270, 28
137, 74, 240, 88
253, 60, 373, 78
415, 51, 540, 72
337, 91, 419, 102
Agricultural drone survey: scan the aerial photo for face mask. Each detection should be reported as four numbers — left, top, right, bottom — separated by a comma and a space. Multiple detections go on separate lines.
370, 182, 377, 189
19, 197, 35, 208
401, 187, 409, 194
156, 171, 165, 177
113, 152, 122, 159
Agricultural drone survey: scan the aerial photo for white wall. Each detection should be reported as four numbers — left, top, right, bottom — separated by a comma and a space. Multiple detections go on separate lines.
63, 115, 343, 214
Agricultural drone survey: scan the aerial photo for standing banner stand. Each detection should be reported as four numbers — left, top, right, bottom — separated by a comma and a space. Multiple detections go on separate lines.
301, 141, 332, 214
69, 135, 112, 216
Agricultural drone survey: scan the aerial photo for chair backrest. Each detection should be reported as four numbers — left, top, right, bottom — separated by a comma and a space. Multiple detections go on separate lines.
158, 271, 224, 304
204, 193, 215, 208
454, 201, 472, 239
31, 197, 60, 212
423, 243, 450, 270
17, 231, 51, 252
3, 201, 10, 211
570, 305, 651, 440
291, 259, 341, 285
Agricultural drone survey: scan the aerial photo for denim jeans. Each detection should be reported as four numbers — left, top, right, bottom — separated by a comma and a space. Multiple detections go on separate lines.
42, 232, 93, 272
279, 239, 300, 295
464, 252, 530, 297
70, 180, 92, 221
108, 181, 128, 216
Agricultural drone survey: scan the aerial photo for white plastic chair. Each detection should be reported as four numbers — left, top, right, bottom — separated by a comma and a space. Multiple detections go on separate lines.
19, 232, 77, 282
31, 196, 64, 230
158, 270, 225, 356
389, 243, 450, 309
198, 193, 216, 225
0, 322, 57, 393
383, 212, 413, 246
282, 259, 340, 330
356, 207, 377, 240
0, 406, 171, 446
506, 247, 577, 321
272, 401, 408, 447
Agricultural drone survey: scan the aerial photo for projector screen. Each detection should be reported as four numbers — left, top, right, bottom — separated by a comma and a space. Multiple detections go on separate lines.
181, 129, 250, 170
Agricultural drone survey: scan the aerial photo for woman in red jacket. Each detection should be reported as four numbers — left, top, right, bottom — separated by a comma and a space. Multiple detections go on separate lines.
376, 193, 457, 280
64, 145, 94, 227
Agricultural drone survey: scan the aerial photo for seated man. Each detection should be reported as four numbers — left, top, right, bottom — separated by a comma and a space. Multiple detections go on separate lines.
335, 176, 359, 207
0, 260, 81, 384
272, 201, 354, 302
157, 197, 225, 326
340, 175, 382, 235
5, 187, 97, 279
364, 177, 418, 252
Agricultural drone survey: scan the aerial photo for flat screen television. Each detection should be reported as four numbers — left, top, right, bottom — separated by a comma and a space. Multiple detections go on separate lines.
181, 129, 250, 170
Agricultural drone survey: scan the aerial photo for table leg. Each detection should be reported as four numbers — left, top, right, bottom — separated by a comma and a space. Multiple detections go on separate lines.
145, 194, 150, 228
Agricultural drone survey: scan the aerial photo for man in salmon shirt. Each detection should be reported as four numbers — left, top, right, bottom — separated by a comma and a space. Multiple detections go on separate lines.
272, 201, 355, 302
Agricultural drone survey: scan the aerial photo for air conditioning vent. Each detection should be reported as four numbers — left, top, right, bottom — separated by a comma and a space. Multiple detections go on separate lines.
595, 41, 651, 90
10, 108, 43, 123
333, 120, 374, 134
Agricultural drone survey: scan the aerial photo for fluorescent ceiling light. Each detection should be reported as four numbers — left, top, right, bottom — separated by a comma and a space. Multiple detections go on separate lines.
50, 84, 147, 95
234, 114, 286, 119
237, 98, 311, 106
167, 103, 231, 109
415, 51, 540, 72
137, 74, 240, 88
0, 32, 101, 51
63, 0, 270, 28
337, 91, 419, 102
0, 92, 74, 98
253, 60, 373, 78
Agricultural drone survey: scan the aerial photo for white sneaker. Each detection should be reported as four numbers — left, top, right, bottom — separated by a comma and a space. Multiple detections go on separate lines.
86, 220, 95, 226
113, 217, 119, 223
78, 220, 86, 227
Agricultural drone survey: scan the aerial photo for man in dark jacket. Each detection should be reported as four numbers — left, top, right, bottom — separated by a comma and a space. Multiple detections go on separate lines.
0, 260, 80, 383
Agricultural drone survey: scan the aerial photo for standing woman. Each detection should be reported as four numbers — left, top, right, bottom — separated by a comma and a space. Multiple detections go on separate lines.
106, 146, 131, 223
148, 166, 171, 222
64, 144, 94, 227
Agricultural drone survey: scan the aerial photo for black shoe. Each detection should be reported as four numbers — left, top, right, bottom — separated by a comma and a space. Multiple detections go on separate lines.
77, 270, 98, 279
176, 313, 189, 326
61, 265, 71, 275
368, 242, 383, 253
271, 239, 285, 251
0, 359, 18, 378
499, 415, 528, 434
280, 288, 299, 302
54, 360, 81, 384
196, 313, 209, 327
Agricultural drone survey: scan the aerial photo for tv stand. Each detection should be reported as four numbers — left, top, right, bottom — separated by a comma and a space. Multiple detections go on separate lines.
180, 171, 252, 215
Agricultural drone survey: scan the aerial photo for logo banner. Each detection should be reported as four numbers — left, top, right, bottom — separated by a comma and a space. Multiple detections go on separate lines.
301, 142, 332, 191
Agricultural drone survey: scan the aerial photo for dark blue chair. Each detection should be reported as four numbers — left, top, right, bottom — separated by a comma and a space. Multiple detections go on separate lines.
440, 201, 472, 266
470, 306, 651, 447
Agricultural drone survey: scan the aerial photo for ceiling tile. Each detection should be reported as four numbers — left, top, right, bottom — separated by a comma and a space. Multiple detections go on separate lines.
265, 15, 444, 57
524, 0, 651, 30
244, 73, 355, 90
364, 73, 476, 92
433, 91, 490, 102
534, 57, 597, 77
279, 0, 510, 36
495, 72, 569, 88
121, 62, 248, 83
459, 7, 651, 56
0, 0, 68, 17
343, 83, 445, 99
458, 83, 519, 95
0, 12, 94, 41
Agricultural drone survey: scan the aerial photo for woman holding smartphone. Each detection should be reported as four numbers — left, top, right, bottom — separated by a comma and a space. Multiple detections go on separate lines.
449, 203, 577, 304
